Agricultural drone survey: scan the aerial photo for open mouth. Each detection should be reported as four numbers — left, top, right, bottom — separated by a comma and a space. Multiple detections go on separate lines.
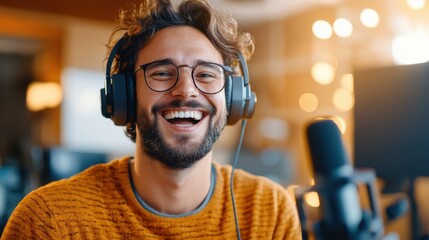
163, 110, 204, 126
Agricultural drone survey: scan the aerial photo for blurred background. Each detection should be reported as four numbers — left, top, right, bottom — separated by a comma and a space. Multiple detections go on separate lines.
0, 0, 429, 239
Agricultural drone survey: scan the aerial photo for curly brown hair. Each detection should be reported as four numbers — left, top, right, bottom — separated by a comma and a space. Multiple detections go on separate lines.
107, 0, 254, 142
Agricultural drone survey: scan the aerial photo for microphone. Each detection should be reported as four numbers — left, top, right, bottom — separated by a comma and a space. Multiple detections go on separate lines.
295, 117, 403, 240
307, 118, 363, 238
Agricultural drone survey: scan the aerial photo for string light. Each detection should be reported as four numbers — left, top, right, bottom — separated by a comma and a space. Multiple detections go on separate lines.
312, 20, 333, 40
407, 0, 426, 9
311, 62, 336, 85
360, 8, 380, 28
333, 18, 353, 38
333, 88, 355, 112
299, 93, 318, 113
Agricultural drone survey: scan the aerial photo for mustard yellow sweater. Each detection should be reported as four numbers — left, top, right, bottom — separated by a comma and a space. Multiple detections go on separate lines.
2, 157, 301, 239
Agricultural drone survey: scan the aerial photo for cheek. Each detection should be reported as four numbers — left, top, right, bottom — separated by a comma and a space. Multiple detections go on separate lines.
136, 82, 157, 113
212, 93, 227, 115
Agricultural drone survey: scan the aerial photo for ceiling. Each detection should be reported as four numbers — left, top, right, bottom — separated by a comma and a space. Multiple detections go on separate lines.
0, 0, 143, 22
0, 0, 342, 24
210, 0, 343, 24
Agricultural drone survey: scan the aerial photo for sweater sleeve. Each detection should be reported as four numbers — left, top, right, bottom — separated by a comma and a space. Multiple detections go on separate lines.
275, 190, 302, 240
1, 191, 61, 240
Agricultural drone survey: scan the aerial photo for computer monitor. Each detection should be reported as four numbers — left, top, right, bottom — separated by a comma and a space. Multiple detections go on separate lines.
354, 61, 429, 182
41, 147, 107, 183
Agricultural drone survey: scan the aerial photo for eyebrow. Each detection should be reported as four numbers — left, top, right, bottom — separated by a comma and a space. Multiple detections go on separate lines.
150, 58, 174, 64
153, 58, 222, 66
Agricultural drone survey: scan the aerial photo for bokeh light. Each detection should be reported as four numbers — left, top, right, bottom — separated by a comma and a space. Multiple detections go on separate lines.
392, 29, 429, 65
333, 18, 353, 38
360, 8, 380, 28
407, 0, 426, 9
312, 20, 333, 40
332, 88, 355, 112
26, 82, 63, 112
311, 62, 336, 85
299, 93, 318, 113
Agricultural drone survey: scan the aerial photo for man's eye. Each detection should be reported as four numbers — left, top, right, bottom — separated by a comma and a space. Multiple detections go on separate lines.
195, 72, 217, 82
148, 71, 176, 81
153, 71, 173, 77
199, 72, 216, 78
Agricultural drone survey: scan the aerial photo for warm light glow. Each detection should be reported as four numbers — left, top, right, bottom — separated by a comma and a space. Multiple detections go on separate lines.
360, 8, 380, 28
304, 191, 320, 208
333, 88, 354, 112
333, 18, 353, 38
407, 0, 426, 9
392, 29, 429, 65
299, 93, 318, 113
341, 74, 354, 92
26, 82, 63, 112
311, 62, 335, 85
312, 20, 333, 40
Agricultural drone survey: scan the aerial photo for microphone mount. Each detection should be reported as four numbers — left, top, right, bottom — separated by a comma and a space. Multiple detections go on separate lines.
295, 117, 406, 240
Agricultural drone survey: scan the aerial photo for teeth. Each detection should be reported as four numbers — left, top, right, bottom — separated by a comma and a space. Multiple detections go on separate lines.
164, 111, 203, 121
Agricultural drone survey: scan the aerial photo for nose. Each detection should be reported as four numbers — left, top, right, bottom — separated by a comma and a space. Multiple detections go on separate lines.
171, 66, 199, 98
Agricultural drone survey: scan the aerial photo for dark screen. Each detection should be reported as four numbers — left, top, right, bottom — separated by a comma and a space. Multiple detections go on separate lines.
354, 61, 429, 180
43, 148, 107, 183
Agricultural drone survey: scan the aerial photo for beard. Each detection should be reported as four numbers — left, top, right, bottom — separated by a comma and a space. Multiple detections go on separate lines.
136, 99, 227, 170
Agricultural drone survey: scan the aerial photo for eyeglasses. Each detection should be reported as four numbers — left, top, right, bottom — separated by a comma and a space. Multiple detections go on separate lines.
135, 60, 233, 94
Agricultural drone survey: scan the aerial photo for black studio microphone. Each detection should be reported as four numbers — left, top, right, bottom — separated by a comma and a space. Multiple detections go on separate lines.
307, 118, 363, 238
295, 117, 402, 240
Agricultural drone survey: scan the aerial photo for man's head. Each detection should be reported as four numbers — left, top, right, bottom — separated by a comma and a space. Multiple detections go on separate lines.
106, 0, 254, 169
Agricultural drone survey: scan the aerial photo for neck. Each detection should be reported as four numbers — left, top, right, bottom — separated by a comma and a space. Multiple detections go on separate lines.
131, 148, 213, 215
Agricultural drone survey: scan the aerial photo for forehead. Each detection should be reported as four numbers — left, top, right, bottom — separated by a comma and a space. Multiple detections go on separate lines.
136, 26, 223, 65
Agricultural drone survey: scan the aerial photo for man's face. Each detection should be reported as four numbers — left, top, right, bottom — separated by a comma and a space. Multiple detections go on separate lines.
134, 26, 228, 169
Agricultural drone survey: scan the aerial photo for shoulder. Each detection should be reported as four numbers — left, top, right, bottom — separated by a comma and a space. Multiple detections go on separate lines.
214, 162, 287, 195
39, 157, 131, 201
213, 162, 302, 239
213, 162, 296, 213
17, 156, 129, 207
2, 157, 131, 238
38, 157, 128, 195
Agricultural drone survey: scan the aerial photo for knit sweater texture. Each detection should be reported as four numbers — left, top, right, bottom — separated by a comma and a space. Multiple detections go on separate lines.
2, 157, 301, 239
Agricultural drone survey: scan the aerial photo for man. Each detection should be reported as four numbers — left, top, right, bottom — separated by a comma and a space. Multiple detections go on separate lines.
2, 0, 301, 239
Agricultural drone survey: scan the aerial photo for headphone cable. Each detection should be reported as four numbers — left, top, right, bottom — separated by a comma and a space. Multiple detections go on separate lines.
230, 119, 247, 240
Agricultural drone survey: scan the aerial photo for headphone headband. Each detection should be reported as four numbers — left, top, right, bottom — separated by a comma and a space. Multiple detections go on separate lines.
100, 37, 256, 126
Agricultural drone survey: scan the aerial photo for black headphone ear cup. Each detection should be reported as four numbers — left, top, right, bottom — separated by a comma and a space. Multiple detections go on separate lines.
101, 37, 125, 123
110, 72, 135, 126
225, 74, 233, 119
125, 71, 136, 124
100, 88, 110, 118
225, 52, 257, 125
244, 92, 256, 119
227, 75, 245, 125
111, 73, 128, 126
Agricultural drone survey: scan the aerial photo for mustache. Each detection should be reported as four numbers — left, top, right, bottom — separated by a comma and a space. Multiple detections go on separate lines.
151, 99, 216, 116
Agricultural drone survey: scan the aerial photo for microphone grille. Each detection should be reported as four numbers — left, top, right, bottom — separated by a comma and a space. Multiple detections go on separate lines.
306, 118, 350, 177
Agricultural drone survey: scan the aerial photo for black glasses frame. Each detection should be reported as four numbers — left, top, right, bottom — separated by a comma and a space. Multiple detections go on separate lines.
135, 60, 233, 94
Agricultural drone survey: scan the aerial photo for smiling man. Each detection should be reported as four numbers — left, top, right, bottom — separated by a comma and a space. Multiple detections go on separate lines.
2, 0, 301, 239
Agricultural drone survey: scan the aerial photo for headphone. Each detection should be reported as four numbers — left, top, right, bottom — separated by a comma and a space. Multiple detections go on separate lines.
100, 36, 257, 126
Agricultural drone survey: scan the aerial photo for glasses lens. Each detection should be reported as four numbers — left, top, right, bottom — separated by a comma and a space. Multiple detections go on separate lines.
144, 62, 178, 92
193, 63, 226, 94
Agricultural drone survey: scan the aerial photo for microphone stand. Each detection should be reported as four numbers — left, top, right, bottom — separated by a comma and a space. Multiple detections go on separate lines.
295, 169, 400, 240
